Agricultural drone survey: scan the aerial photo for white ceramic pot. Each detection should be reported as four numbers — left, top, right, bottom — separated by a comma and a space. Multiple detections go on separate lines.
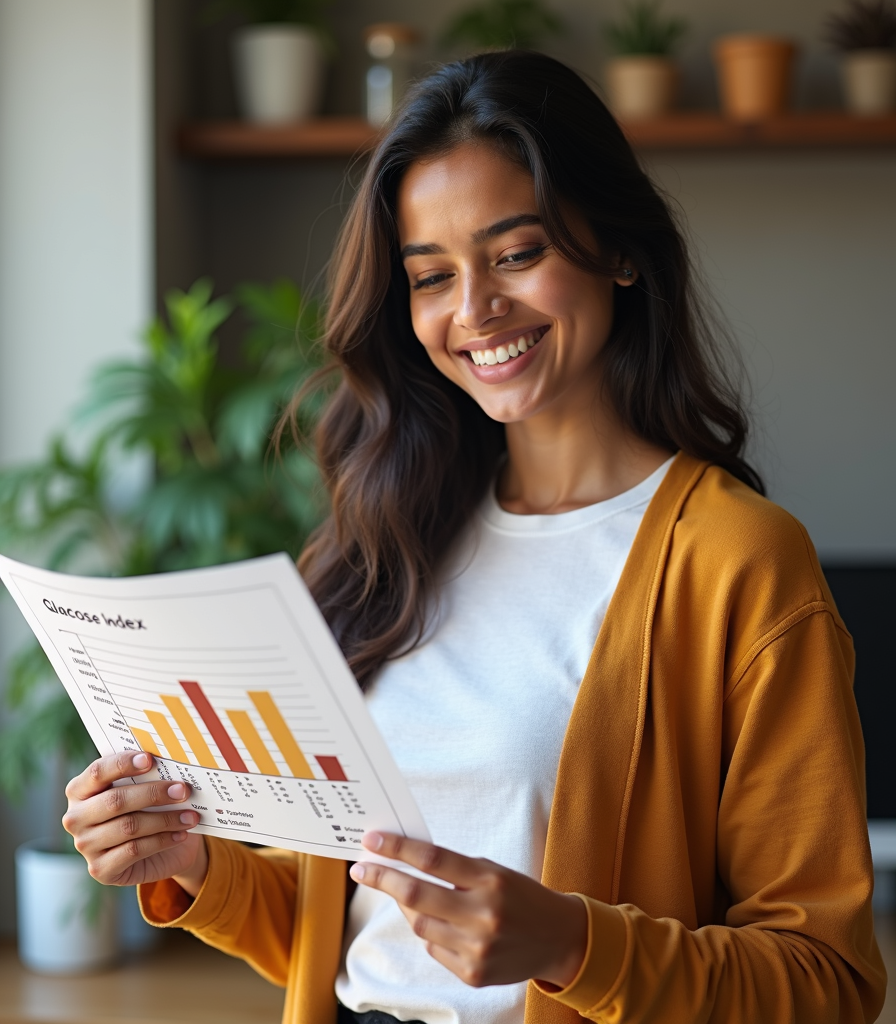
233, 24, 325, 124
16, 839, 118, 974
841, 50, 896, 116
605, 56, 679, 120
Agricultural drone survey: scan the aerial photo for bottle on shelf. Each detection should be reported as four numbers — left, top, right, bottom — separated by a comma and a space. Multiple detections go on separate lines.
364, 23, 421, 127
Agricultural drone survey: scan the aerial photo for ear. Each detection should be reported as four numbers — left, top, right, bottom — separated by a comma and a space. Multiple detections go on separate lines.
614, 265, 637, 286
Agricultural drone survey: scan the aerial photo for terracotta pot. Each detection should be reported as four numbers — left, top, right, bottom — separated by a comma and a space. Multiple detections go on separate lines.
713, 34, 797, 121
605, 56, 679, 120
841, 50, 896, 115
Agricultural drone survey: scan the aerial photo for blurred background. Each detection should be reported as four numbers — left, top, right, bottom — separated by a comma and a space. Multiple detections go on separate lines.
0, 0, 893, 1005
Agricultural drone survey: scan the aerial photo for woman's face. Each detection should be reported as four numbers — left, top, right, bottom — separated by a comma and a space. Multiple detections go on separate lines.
396, 141, 633, 425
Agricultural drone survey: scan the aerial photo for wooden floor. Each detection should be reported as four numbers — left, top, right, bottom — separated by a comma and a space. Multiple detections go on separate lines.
0, 930, 284, 1024
876, 913, 896, 1024
0, 916, 893, 1023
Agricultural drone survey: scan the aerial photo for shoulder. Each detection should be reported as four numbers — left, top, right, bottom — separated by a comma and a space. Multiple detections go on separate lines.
658, 457, 848, 649
677, 462, 816, 568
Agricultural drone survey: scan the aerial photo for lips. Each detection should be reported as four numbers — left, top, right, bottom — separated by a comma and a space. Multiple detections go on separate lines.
464, 326, 548, 366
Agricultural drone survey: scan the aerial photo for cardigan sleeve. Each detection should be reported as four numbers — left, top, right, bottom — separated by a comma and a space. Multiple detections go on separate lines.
138, 836, 298, 987
535, 607, 888, 1023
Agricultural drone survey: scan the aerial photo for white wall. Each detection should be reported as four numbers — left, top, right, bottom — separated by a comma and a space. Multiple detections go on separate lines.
647, 153, 896, 560
0, 0, 152, 935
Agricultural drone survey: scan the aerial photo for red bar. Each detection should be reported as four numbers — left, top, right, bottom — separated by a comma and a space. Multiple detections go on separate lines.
179, 680, 248, 773
316, 756, 348, 782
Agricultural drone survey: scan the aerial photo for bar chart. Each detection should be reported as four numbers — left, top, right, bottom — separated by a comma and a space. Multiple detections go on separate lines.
0, 553, 430, 859
76, 633, 361, 792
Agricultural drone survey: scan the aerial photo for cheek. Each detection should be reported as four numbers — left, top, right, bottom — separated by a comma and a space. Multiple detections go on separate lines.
410, 303, 449, 361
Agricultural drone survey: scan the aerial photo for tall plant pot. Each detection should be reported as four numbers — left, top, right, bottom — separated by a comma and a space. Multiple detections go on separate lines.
605, 56, 679, 120
16, 839, 118, 974
713, 34, 797, 121
233, 24, 325, 124
841, 50, 896, 115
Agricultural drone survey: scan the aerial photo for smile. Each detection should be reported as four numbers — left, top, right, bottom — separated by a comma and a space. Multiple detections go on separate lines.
467, 328, 548, 366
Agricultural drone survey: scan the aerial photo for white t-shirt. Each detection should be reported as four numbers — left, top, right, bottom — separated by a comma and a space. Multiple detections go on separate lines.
336, 458, 673, 1024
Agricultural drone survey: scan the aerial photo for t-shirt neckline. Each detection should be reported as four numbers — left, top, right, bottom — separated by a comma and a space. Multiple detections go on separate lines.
481, 455, 676, 536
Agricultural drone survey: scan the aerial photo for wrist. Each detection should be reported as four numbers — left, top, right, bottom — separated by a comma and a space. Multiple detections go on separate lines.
538, 892, 588, 990
172, 836, 209, 898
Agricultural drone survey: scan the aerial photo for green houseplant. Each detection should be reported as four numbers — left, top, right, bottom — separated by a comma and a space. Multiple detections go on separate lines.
0, 277, 327, 972
0, 277, 327, 804
206, 0, 333, 122
823, 0, 896, 113
603, 1, 688, 120
441, 0, 563, 52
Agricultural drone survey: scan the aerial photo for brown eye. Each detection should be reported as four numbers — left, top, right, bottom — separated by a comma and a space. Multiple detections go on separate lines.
499, 244, 548, 266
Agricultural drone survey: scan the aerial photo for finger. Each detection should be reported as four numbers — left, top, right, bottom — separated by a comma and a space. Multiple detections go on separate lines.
88, 829, 193, 885
423, 941, 488, 989
401, 905, 464, 956
65, 751, 155, 802
75, 806, 200, 859
350, 861, 465, 922
361, 832, 483, 888
63, 777, 193, 836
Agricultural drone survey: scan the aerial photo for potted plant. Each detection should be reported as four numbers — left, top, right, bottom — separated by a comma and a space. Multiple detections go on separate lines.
603, 1, 688, 120
713, 34, 798, 121
207, 0, 332, 122
441, 0, 563, 53
823, 0, 896, 115
0, 278, 327, 971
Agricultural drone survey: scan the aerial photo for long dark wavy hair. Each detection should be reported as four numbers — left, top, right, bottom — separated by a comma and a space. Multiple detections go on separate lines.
285, 50, 763, 688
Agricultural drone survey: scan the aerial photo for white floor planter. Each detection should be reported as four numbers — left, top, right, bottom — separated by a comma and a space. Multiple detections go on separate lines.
16, 839, 118, 974
841, 50, 896, 116
233, 24, 325, 124
605, 56, 679, 120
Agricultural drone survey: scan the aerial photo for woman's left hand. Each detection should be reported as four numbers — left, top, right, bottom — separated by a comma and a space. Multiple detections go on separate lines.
349, 832, 587, 989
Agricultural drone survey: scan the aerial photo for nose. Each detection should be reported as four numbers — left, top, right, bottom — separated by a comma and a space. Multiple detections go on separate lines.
452, 269, 510, 330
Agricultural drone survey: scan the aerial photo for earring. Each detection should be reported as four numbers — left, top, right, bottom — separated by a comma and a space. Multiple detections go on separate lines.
622, 268, 633, 278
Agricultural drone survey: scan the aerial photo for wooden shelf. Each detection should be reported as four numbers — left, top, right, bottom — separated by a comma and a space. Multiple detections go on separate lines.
178, 111, 896, 160
620, 110, 896, 150
178, 117, 379, 159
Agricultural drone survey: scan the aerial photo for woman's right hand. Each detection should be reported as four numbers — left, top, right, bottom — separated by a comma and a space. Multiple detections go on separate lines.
63, 752, 208, 896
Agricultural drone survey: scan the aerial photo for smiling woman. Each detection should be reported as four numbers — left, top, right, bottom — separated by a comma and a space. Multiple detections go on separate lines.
61, 50, 886, 1024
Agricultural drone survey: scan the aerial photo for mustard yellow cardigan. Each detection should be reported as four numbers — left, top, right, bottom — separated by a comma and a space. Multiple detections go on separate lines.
140, 453, 888, 1023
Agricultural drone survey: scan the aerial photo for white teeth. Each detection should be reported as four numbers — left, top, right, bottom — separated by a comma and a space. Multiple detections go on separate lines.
469, 329, 544, 367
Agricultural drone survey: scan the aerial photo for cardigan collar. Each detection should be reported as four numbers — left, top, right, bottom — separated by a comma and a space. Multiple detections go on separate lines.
539, 452, 710, 904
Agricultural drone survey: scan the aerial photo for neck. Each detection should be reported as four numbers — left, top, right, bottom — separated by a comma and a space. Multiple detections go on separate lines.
497, 390, 673, 515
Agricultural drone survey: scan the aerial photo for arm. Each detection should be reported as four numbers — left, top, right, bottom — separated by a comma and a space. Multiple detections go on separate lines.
536, 608, 887, 1022
139, 838, 299, 987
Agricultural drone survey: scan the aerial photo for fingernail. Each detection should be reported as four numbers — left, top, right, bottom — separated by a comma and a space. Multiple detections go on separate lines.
171, 831, 187, 842
363, 831, 383, 851
350, 863, 366, 881
133, 753, 151, 769
180, 812, 196, 825
167, 783, 186, 800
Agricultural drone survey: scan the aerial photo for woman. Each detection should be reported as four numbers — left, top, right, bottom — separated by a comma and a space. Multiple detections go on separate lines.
62, 51, 886, 1023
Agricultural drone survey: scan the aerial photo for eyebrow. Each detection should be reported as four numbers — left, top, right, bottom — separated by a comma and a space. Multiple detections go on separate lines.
399, 213, 542, 261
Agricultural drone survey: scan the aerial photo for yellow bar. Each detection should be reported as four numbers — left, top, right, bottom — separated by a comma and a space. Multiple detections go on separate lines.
145, 710, 190, 764
161, 695, 218, 769
227, 710, 280, 776
131, 727, 160, 757
249, 691, 313, 779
